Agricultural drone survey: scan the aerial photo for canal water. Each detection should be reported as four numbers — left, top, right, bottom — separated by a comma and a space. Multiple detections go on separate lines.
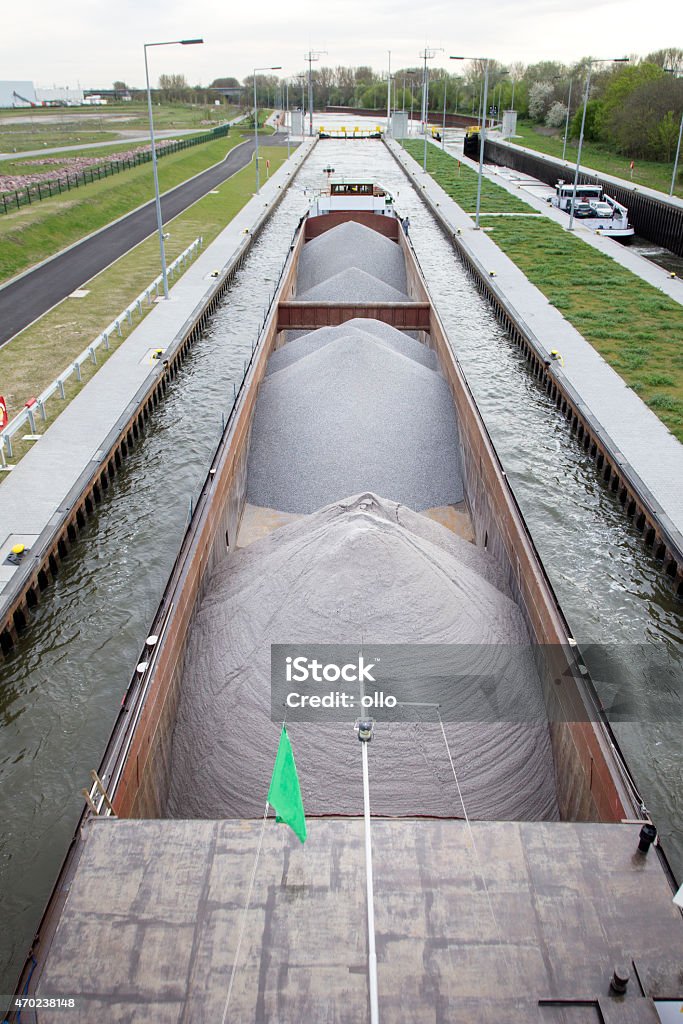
0, 138, 680, 994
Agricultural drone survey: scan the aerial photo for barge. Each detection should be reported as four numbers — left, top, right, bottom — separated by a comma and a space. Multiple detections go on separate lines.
12, 176, 683, 1022
549, 181, 635, 240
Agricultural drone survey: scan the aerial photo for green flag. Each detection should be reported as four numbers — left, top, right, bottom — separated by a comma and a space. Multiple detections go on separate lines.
267, 725, 307, 843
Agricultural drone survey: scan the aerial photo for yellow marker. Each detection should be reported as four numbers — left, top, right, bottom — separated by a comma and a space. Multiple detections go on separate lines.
11, 544, 25, 555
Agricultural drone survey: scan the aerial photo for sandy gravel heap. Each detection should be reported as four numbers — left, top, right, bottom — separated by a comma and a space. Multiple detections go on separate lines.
296, 220, 408, 296
247, 327, 462, 513
166, 494, 558, 822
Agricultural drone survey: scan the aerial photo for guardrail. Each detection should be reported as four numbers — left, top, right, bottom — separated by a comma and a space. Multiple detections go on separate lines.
0, 123, 231, 215
0, 236, 203, 464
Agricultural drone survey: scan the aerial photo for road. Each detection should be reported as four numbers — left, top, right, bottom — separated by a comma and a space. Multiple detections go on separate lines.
0, 132, 286, 347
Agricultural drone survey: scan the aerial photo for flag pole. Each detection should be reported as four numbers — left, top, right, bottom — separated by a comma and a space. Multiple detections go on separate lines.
358, 720, 379, 1023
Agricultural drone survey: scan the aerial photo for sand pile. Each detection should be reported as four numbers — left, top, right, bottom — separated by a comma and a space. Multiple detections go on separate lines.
247, 328, 462, 513
166, 493, 558, 822
297, 267, 409, 303
296, 221, 408, 295
267, 319, 436, 376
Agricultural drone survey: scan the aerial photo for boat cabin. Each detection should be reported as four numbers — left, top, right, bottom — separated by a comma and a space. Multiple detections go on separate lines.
313, 176, 395, 216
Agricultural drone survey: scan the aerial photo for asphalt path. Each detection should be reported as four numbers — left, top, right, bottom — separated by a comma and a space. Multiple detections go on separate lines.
0, 134, 287, 346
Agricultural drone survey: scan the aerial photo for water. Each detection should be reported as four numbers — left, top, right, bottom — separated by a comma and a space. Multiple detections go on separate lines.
630, 236, 683, 278
0, 139, 681, 994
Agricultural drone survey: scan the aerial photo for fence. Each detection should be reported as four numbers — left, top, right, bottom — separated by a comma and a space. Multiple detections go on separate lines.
0, 236, 203, 464
1, 123, 231, 215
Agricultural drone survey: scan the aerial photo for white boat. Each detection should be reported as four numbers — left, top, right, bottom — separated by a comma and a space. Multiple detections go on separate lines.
549, 180, 635, 241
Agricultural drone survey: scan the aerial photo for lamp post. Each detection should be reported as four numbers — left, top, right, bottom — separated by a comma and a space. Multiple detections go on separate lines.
144, 37, 203, 299
387, 50, 391, 134
451, 56, 493, 229
420, 47, 441, 171
671, 112, 683, 196
562, 78, 573, 161
304, 49, 326, 136
568, 57, 628, 231
285, 79, 290, 159
442, 76, 448, 149
254, 65, 281, 194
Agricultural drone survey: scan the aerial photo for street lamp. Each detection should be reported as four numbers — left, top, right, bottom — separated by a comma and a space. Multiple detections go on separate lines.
451, 56, 507, 228
254, 65, 282, 194
671, 112, 683, 197
568, 58, 628, 230
420, 47, 442, 171
562, 78, 573, 161
144, 37, 203, 299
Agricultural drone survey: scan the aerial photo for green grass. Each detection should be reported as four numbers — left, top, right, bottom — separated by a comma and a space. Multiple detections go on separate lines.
0, 144, 293, 469
0, 133, 250, 283
0, 102, 241, 153
401, 139, 534, 214
409, 144, 683, 441
510, 120, 682, 199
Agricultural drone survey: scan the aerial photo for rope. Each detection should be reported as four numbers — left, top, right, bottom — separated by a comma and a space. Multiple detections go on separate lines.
219, 800, 270, 1024
436, 709, 513, 978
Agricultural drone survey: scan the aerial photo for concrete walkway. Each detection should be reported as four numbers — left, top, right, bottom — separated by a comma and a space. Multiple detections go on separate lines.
0, 138, 316, 598
388, 137, 683, 542
434, 134, 683, 306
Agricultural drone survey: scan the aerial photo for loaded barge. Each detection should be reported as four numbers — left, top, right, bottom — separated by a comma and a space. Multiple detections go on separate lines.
12, 176, 683, 1022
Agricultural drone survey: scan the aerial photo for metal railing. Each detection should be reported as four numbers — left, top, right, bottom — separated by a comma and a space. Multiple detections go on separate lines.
0, 236, 203, 463
0, 123, 230, 215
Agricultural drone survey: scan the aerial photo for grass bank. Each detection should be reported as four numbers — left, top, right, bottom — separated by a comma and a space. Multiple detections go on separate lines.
507, 120, 682, 199
0, 102, 241, 153
402, 139, 534, 214
0, 144, 292, 468
402, 140, 683, 442
0, 133, 246, 283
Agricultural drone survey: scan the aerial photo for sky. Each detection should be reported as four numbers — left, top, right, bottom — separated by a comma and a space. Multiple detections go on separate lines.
1, 0, 680, 90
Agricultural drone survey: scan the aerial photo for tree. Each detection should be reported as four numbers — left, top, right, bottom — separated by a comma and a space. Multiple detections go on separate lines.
570, 98, 604, 142
157, 73, 191, 102
645, 48, 683, 74
608, 76, 683, 158
528, 81, 555, 121
210, 77, 240, 89
546, 101, 568, 128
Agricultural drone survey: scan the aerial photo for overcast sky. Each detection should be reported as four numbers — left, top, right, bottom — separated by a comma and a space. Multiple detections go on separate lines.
2, 0, 680, 90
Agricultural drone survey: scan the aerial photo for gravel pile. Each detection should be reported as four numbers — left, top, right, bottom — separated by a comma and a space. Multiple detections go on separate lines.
296, 267, 409, 303
267, 319, 437, 377
247, 330, 463, 512
297, 221, 407, 295
166, 493, 558, 822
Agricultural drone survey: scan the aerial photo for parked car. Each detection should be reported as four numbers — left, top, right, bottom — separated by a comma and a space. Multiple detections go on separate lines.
588, 200, 613, 218
570, 200, 593, 218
